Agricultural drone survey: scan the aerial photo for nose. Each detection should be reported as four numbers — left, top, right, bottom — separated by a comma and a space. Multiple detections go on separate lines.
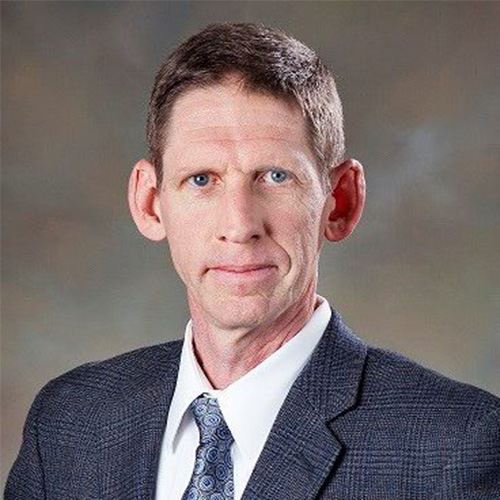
215, 182, 265, 244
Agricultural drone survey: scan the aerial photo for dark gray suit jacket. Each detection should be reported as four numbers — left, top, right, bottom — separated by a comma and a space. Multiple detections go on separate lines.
5, 308, 500, 499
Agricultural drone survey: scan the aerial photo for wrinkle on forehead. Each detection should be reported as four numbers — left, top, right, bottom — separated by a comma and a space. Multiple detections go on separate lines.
174, 105, 303, 131
175, 125, 308, 148
164, 82, 308, 151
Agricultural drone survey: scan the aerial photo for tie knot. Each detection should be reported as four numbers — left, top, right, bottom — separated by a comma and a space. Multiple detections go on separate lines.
189, 395, 234, 446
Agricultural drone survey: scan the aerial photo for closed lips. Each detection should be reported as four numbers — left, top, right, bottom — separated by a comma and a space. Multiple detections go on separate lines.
214, 265, 274, 272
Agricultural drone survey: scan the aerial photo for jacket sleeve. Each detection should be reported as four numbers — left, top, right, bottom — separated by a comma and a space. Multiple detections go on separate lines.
436, 407, 500, 499
4, 383, 52, 500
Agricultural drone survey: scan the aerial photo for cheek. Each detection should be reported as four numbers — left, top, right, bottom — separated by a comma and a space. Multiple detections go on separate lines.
166, 231, 206, 288
288, 194, 324, 238
276, 203, 322, 267
162, 195, 206, 239
162, 203, 208, 281
301, 193, 327, 250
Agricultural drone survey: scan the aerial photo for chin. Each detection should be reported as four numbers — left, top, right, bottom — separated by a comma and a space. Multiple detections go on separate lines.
207, 293, 276, 330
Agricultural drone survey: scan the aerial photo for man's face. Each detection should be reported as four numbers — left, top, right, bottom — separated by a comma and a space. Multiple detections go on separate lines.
156, 79, 332, 331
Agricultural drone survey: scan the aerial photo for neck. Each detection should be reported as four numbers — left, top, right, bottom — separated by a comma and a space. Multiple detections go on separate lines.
189, 284, 320, 390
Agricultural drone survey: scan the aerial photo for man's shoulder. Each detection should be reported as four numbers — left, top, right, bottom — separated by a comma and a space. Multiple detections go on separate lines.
32, 339, 184, 417
362, 345, 500, 423
59, 339, 182, 386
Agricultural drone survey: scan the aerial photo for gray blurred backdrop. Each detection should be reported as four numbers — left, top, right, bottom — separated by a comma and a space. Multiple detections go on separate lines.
2, 1, 499, 486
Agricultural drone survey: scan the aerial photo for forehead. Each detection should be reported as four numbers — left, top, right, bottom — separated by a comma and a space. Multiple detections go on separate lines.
163, 79, 311, 156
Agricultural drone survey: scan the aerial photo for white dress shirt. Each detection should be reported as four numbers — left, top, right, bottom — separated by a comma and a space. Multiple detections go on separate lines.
155, 296, 331, 500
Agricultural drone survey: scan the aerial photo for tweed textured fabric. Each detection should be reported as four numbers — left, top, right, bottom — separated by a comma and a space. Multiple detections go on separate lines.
5, 307, 500, 499
182, 396, 235, 500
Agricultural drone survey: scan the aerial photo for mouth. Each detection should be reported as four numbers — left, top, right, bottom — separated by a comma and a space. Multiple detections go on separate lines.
212, 264, 275, 273
208, 264, 277, 283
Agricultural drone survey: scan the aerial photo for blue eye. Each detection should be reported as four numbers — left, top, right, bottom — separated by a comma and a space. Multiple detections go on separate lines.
267, 169, 289, 183
189, 173, 210, 187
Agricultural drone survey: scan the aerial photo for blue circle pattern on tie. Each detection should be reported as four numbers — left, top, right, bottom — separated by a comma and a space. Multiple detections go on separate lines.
182, 396, 235, 500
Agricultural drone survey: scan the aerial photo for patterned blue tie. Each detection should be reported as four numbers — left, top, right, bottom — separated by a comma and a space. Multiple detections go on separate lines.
182, 395, 235, 500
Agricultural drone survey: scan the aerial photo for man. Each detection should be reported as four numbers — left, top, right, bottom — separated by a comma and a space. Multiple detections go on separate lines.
6, 22, 500, 500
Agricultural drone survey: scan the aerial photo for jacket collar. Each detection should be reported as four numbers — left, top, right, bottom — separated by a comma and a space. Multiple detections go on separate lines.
241, 307, 367, 500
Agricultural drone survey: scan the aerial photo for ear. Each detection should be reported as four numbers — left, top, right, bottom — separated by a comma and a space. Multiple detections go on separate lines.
324, 158, 366, 242
127, 159, 166, 241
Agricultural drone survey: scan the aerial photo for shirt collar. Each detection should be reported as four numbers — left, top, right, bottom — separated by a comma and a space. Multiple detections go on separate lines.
164, 296, 331, 461
162, 321, 214, 453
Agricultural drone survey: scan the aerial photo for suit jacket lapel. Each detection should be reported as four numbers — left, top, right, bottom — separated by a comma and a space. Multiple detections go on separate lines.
242, 308, 367, 500
97, 342, 183, 499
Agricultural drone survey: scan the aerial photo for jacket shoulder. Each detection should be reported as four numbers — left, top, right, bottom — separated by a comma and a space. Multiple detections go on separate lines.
6, 340, 183, 497
61, 339, 181, 383
363, 346, 500, 422
33, 340, 183, 412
